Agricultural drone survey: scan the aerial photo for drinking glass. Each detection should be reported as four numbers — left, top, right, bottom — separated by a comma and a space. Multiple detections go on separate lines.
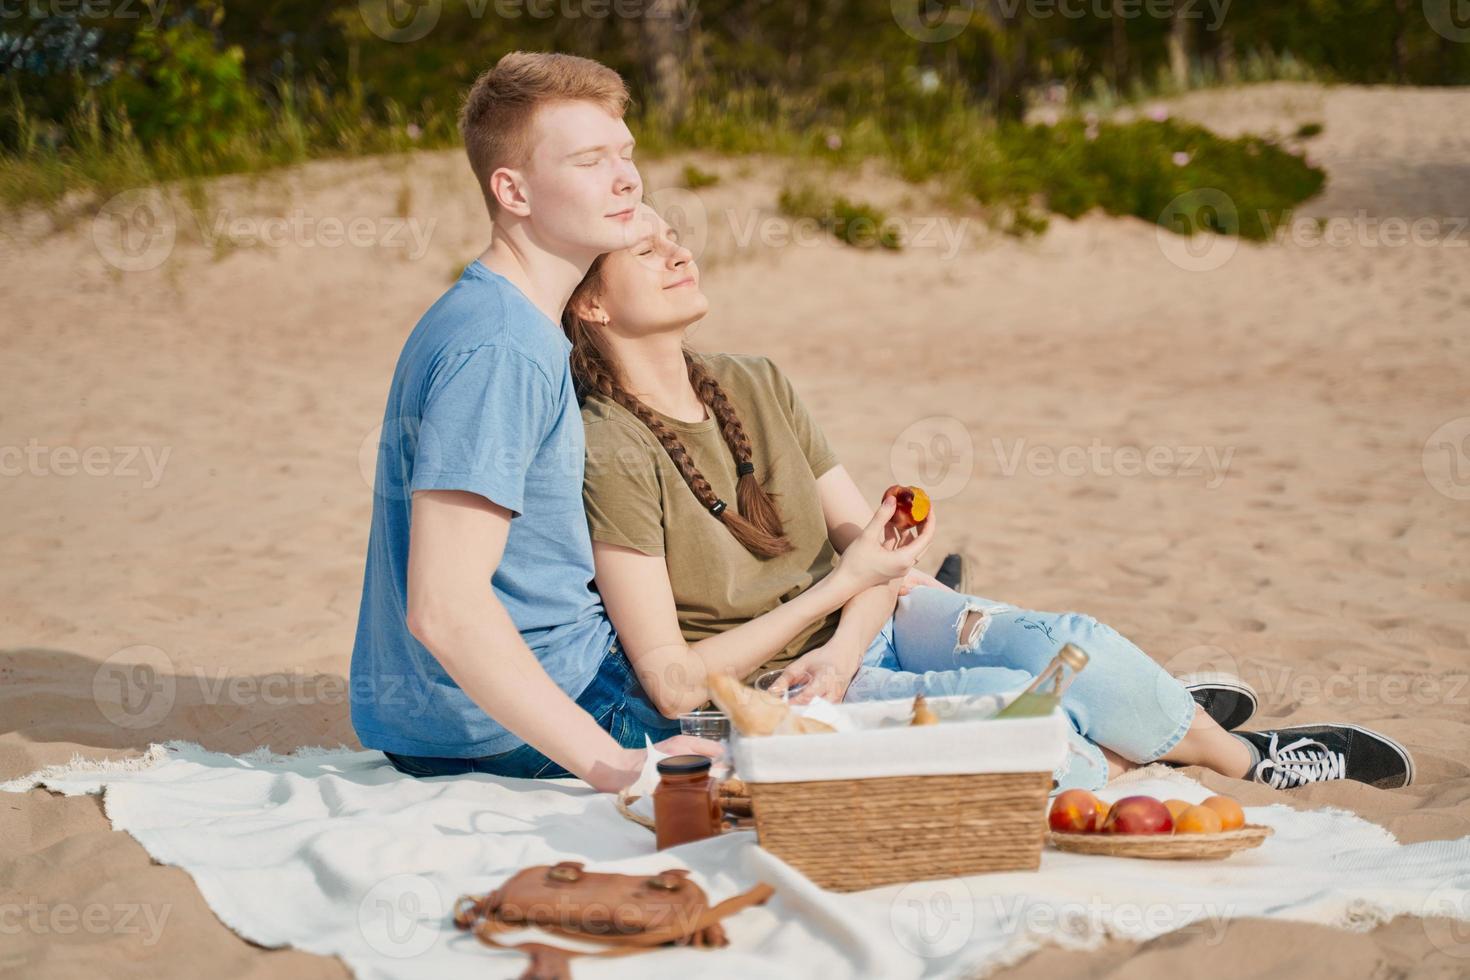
753, 668, 808, 700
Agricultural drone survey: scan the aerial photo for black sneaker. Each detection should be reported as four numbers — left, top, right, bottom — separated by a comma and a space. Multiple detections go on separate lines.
934, 552, 969, 593
1237, 724, 1415, 790
1179, 672, 1259, 730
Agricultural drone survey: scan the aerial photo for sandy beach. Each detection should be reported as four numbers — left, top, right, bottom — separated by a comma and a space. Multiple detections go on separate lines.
2, 82, 1468, 977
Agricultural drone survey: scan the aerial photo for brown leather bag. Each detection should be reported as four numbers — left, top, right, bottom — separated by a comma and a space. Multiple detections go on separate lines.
453, 861, 775, 980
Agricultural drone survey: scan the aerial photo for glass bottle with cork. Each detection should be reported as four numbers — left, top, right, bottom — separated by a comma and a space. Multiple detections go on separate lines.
995, 643, 1089, 719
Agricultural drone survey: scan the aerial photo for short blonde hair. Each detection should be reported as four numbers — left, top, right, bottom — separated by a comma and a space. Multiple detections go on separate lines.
459, 52, 630, 211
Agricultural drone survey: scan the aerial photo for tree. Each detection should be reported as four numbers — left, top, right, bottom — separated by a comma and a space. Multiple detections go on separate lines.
1165, 8, 1191, 90
639, 0, 696, 124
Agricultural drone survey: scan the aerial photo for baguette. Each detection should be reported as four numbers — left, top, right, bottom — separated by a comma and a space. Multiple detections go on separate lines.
707, 674, 835, 737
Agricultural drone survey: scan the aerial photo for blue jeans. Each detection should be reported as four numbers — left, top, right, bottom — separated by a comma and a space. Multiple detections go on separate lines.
845, 587, 1197, 792
382, 641, 679, 779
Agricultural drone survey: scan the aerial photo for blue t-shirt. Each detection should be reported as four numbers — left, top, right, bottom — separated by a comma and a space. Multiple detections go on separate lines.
350, 261, 615, 757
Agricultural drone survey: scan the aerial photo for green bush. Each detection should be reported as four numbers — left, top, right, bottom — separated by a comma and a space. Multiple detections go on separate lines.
681, 163, 721, 189
106, 22, 263, 159
970, 118, 1325, 240
778, 185, 902, 250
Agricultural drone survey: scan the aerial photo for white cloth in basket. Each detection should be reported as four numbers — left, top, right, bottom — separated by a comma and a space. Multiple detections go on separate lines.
730, 695, 1068, 782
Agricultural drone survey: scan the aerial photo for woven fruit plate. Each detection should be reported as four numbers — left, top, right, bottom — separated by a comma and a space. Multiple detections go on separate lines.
1048, 824, 1273, 860
615, 784, 755, 834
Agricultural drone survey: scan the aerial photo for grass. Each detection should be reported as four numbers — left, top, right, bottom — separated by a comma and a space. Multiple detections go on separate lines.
2, 69, 1325, 245
675, 87, 1323, 239
972, 117, 1325, 240
0, 81, 455, 216
680, 163, 721, 189
778, 184, 902, 250
1073, 48, 1326, 117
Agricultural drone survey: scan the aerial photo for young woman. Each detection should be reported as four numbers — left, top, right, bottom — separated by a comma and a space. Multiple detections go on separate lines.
563, 205, 1415, 793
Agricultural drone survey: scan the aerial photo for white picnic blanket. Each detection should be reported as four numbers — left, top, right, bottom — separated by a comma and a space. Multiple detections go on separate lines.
6, 742, 1470, 979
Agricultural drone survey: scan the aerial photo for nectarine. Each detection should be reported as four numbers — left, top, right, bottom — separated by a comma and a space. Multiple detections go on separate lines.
1163, 799, 1192, 822
1174, 805, 1225, 834
1049, 789, 1101, 833
1101, 795, 1174, 835
1201, 795, 1245, 831
883, 485, 931, 532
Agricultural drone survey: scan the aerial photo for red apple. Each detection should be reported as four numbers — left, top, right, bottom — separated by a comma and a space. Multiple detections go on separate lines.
1100, 795, 1174, 835
1048, 789, 1101, 834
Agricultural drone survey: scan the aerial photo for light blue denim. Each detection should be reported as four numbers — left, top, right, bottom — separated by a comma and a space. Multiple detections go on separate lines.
844, 586, 1197, 793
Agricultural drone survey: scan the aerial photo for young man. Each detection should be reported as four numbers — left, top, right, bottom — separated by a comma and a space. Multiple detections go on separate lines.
349, 52, 720, 792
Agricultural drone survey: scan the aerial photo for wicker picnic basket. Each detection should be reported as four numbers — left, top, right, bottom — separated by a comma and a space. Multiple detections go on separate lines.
747, 770, 1053, 891
731, 696, 1068, 892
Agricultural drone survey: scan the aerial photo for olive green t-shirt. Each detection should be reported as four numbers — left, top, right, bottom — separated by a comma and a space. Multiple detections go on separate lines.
581, 352, 842, 682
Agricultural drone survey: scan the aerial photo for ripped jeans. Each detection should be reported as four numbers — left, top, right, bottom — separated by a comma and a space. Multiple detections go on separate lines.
844, 586, 1198, 792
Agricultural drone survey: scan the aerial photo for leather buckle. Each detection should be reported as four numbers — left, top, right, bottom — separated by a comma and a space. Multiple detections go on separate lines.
451, 895, 480, 927
548, 864, 581, 883
646, 874, 683, 891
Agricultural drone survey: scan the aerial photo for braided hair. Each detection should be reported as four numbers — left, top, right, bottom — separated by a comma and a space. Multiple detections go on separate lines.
562, 255, 794, 560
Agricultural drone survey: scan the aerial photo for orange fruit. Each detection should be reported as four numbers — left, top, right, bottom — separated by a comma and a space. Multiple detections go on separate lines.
1163, 799, 1192, 821
1201, 795, 1245, 831
1174, 805, 1225, 834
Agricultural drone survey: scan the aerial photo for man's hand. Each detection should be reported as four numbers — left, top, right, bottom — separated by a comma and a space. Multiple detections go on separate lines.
768, 642, 865, 705
584, 734, 724, 793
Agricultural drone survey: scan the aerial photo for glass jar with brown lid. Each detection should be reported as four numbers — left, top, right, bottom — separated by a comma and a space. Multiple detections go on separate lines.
653, 754, 722, 850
